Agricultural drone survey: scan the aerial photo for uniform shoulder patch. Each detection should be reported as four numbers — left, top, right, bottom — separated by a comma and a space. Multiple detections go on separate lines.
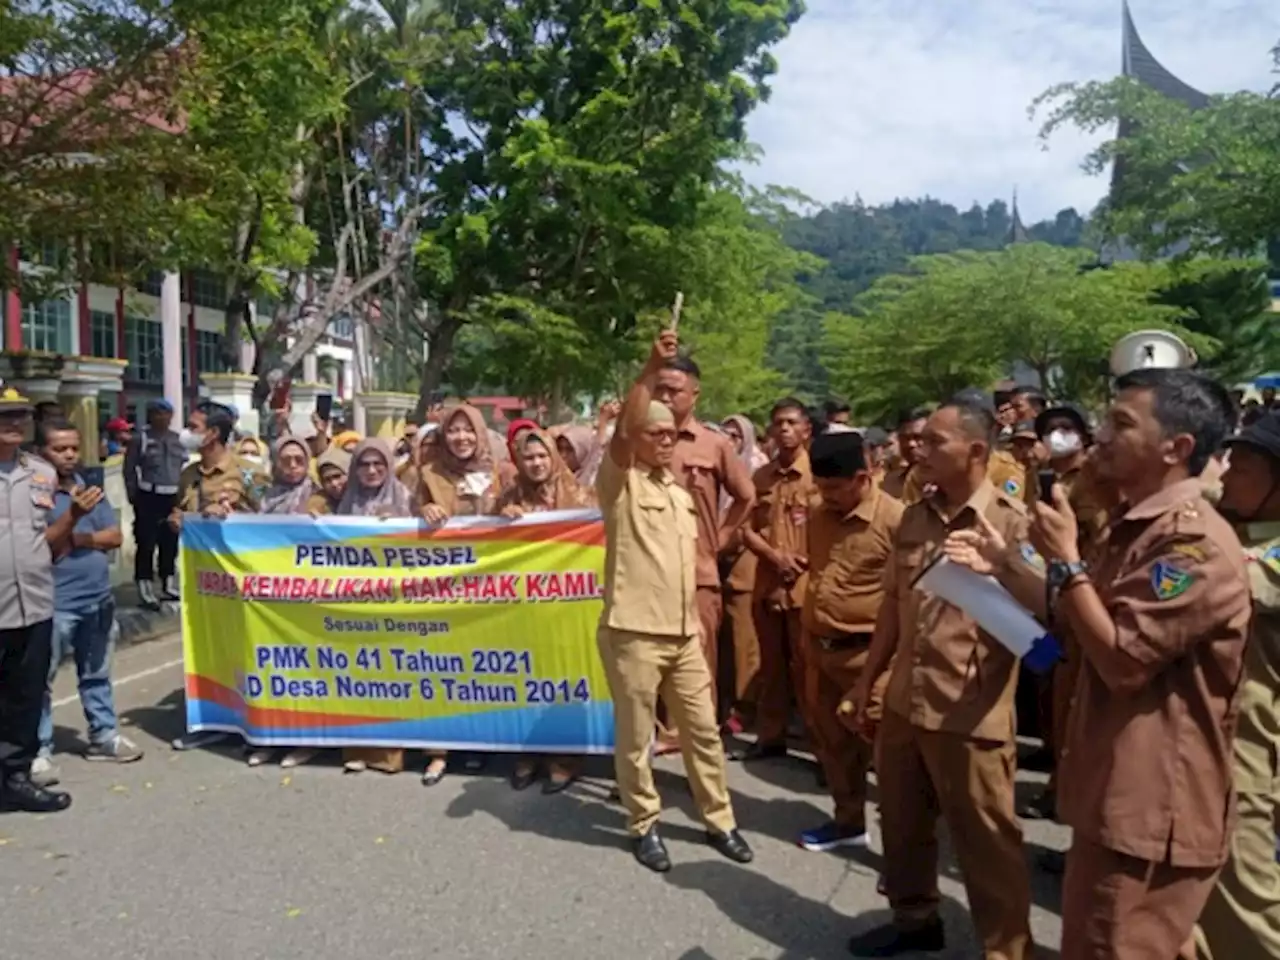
1003, 478, 1021, 497
1151, 560, 1194, 601
1263, 544, 1280, 577
1019, 542, 1046, 571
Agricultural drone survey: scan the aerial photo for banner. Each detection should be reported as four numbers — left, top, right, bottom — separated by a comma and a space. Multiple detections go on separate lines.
180, 511, 615, 753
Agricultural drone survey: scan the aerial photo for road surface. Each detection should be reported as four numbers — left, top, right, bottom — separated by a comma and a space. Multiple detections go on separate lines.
1, 632, 1068, 959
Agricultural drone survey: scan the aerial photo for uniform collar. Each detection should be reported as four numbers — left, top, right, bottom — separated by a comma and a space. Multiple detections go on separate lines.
1120, 477, 1203, 522
927, 479, 995, 524
199, 449, 237, 476
677, 418, 705, 442
848, 484, 881, 523
775, 448, 809, 478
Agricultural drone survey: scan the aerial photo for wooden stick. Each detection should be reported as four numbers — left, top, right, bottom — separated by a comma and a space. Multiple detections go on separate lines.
669, 291, 684, 331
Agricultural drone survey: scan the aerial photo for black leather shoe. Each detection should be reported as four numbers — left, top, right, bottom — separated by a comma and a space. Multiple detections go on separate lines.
729, 741, 788, 762
707, 828, 754, 864
510, 765, 537, 792
633, 829, 671, 873
1, 774, 72, 813
847, 919, 945, 956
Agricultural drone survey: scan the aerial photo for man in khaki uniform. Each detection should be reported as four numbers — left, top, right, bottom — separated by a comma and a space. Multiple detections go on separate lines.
798, 430, 903, 853
1028, 369, 1249, 960
596, 329, 752, 874
737, 398, 815, 760
169, 403, 268, 529
845, 391, 1044, 959
880, 408, 928, 503
169, 402, 268, 752
1195, 412, 1280, 960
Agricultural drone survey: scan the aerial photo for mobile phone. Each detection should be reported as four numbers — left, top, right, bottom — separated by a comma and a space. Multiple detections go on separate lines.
269, 378, 292, 410
81, 466, 105, 489
1037, 469, 1056, 505
315, 393, 333, 421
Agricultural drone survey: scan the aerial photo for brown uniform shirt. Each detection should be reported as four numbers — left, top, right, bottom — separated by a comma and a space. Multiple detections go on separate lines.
880, 480, 1045, 743
596, 453, 698, 638
177, 452, 268, 514
881, 452, 1025, 508
879, 464, 916, 503
1059, 478, 1250, 867
803, 486, 905, 638
670, 420, 753, 589
750, 450, 818, 610
1236, 523, 1280, 798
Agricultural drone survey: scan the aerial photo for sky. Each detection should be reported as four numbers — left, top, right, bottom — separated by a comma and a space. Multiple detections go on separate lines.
743, 0, 1280, 222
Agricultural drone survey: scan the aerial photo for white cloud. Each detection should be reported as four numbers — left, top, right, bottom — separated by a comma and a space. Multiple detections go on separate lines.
743, 0, 1280, 221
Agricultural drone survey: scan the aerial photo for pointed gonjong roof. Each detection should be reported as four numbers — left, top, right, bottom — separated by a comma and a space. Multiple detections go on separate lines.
1008, 190, 1031, 245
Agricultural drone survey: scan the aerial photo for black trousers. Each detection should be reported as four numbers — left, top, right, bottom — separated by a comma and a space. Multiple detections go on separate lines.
0, 619, 53, 780
134, 491, 178, 581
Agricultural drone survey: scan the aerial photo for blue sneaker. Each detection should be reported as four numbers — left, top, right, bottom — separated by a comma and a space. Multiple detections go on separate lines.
798, 821, 868, 852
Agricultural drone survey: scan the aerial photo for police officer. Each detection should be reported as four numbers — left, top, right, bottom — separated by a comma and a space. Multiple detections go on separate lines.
124, 398, 185, 609
0, 387, 102, 813
1195, 411, 1280, 960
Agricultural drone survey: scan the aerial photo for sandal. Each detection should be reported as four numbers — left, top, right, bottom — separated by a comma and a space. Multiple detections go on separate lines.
510, 762, 538, 791
246, 749, 276, 767
281, 748, 317, 769
422, 760, 447, 786
343, 759, 367, 773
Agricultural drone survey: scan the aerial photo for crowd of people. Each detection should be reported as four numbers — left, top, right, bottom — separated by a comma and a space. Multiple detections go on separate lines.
0, 323, 1277, 959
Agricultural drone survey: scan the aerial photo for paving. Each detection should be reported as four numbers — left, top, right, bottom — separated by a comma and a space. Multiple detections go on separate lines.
1, 632, 1068, 960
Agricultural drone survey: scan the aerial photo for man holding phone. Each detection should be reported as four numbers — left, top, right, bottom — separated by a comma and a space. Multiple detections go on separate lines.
31, 420, 142, 788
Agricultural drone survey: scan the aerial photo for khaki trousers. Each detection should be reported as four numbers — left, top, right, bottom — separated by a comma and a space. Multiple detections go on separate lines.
804, 634, 872, 830
754, 604, 806, 746
1063, 836, 1219, 960
657, 588, 723, 745
876, 711, 1033, 960
1195, 786, 1280, 960
722, 589, 761, 717
598, 626, 736, 837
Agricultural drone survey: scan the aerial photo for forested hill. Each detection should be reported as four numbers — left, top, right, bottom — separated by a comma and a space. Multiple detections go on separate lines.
769, 196, 1092, 400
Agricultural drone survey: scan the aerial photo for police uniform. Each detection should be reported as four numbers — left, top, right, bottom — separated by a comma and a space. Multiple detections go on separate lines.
124, 401, 186, 603
0, 388, 70, 808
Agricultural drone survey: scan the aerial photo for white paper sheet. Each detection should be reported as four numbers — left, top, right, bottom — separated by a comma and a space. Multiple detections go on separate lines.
914, 556, 1046, 658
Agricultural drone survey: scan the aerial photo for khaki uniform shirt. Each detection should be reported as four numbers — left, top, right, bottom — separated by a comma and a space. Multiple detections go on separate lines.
670, 420, 753, 589
1060, 478, 1250, 867
750, 451, 818, 610
177, 451, 269, 515
988, 449, 1026, 501
881, 481, 1045, 743
803, 486, 904, 638
0, 453, 59, 629
596, 453, 698, 638
1236, 523, 1280, 798
879, 464, 915, 503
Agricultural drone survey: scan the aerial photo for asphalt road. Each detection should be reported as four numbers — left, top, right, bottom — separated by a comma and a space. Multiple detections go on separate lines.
2, 633, 1068, 959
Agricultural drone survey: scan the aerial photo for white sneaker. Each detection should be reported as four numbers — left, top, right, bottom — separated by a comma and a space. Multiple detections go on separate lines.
161, 576, 180, 600
137, 580, 160, 610
30, 755, 61, 787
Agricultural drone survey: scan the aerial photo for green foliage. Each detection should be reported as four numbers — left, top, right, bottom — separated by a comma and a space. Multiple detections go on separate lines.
824, 244, 1198, 422
1036, 76, 1280, 260
770, 196, 1092, 402
409, 0, 804, 400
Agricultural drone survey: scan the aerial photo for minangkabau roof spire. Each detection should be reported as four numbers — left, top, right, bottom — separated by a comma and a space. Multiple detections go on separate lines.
1121, 1, 1209, 109
1008, 188, 1031, 245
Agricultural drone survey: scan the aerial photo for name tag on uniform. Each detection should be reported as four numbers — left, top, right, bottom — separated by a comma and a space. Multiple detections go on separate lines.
790, 505, 808, 526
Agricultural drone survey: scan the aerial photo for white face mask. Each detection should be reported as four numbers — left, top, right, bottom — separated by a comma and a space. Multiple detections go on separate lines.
240, 454, 263, 466
178, 428, 205, 452
1046, 429, 1083, 458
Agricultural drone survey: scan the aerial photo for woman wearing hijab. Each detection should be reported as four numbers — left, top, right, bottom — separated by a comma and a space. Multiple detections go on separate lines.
308, 446, 352, 514
496, 427, 594, 792
336, 438, 415, 775
245, 437, 323, 769
236, 435, 266, 465
417, 404, 501, 784
719, 415, 769, 734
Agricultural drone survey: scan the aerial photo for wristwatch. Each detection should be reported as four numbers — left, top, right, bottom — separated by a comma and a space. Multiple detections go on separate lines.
1047, 559, 1089, 590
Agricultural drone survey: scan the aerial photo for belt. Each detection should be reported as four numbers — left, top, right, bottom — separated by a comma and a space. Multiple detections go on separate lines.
137, 480, 178, 494
817, 632, 872, 651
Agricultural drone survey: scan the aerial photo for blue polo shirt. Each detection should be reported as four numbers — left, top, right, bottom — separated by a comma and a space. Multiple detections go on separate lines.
50, 476, 118, 612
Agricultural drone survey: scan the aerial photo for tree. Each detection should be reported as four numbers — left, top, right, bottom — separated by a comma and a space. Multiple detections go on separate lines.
1035, 71, 1280, 259
396, 0, 804, 411
823, 243, 1198, 422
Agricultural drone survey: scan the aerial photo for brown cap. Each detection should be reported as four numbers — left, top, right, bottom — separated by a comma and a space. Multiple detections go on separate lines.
1011, 420, 1037, 440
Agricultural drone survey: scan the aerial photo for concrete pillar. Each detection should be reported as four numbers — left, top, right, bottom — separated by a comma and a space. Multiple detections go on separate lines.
161, 271, 182, 418
202, 373, 259, 437
354, 392, 416, 441
302, 351, 318, 384
59, 380, 101, 465
288, 381, 328, 435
